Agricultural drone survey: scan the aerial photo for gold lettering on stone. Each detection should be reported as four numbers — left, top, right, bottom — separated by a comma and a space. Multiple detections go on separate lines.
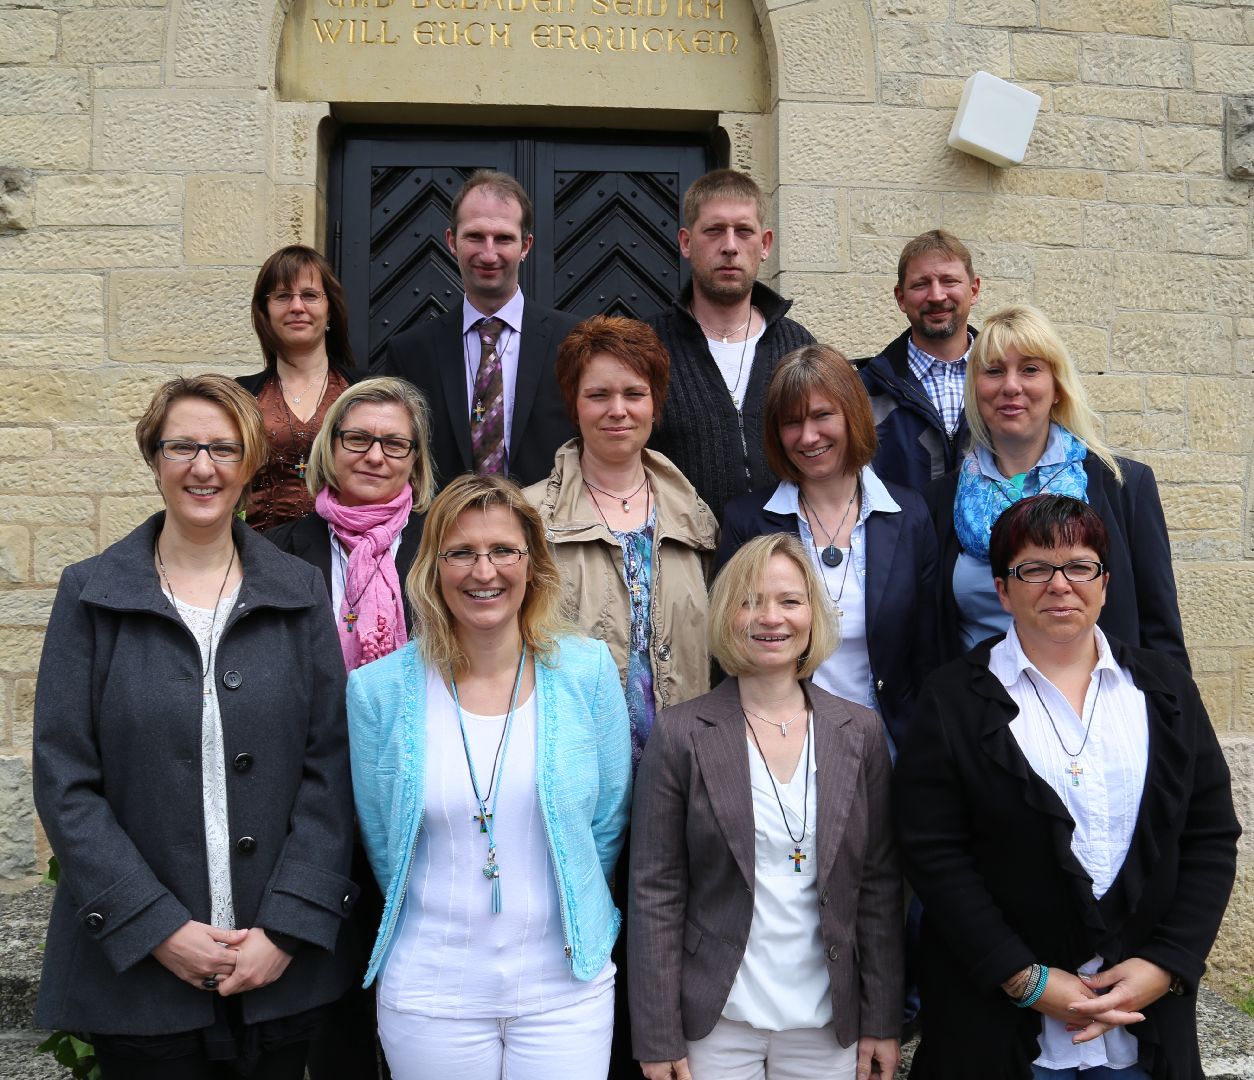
312, 17, 399, 41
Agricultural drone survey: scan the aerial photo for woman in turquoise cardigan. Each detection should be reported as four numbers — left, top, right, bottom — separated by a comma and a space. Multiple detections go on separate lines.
347, 473, 632, 1080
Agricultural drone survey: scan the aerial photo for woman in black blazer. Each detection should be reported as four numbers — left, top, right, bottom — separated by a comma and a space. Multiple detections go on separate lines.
715, 345, 939, 752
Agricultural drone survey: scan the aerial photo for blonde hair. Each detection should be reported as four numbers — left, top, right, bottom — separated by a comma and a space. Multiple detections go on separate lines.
305, 377, 436, 512
708, 533, 837, 680
406, 474, 566, 677
965, 305, 1123, 483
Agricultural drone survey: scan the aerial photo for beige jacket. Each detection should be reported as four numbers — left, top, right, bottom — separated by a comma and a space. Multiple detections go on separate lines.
525, 440, 718, 712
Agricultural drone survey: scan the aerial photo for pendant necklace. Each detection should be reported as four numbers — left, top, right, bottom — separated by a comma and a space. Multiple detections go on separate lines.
799, 480, 859, 568
279, 365, 328, 407
275, 368, 327, 480
155, 539, 236, 703
450, 646, 527, 914
691, 306, 753, 345
583, 472, 648, 513
742, 702, 808, 738
745, 708, 811, 872
333, 539, 387, 634
692, 306, 757, 410
1025, 669, 1104, 787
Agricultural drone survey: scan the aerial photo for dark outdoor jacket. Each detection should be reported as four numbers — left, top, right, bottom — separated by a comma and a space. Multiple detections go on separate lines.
33, 514, 358, 1035
715, 476, 939, 749
859, 329, 972, 494
647, 280, 814, 522
895, 638, 1239, 1079
925, 454, 1190, 671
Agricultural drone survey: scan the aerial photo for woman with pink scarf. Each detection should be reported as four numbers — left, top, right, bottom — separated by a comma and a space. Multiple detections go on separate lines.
265, 375, 435, 1079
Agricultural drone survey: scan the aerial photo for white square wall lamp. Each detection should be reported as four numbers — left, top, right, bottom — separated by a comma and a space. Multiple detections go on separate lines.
947, 71, 1043, 167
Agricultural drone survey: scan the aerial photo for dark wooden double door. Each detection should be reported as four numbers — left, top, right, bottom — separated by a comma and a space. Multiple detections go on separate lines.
330, 130, 714, 370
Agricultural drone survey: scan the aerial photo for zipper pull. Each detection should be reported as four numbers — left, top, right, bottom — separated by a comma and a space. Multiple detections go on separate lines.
564, 945, 572, 959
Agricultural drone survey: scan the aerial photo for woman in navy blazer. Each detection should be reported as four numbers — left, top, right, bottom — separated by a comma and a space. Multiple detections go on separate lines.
715, 345, 939, 751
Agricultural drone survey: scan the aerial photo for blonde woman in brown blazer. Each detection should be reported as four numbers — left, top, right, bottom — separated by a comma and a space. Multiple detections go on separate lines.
628, 533, 902, 1080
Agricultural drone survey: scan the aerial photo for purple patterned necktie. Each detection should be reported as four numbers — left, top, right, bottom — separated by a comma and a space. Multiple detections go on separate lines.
470, 317, 506, 474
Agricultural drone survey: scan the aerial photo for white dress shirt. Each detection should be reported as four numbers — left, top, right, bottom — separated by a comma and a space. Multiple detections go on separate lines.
462, 288, 526, 456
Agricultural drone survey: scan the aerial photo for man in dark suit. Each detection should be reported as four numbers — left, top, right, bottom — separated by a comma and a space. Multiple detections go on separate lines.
377, 170, 577, 488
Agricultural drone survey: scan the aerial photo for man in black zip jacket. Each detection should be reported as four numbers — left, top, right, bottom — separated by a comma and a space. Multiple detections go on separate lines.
858, 230, 980, 492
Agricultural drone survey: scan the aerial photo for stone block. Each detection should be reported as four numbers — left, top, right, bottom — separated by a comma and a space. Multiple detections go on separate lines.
1085, 374, 1142, 413
0, 757, 34, 880
1194, 45, 1254, 95
102, 497, 164, 547
1052, 86, 1163, 122
1027, 114, 1141, 171
0, 457, 152, 497
780, 104, 988, 191
1012, 32, 1081, 82
0, 630, 45, 676
1145, 375, 1187, 411
722, 113, 774, 184
1081, 35, 1190, 88
944, 193, 1083, 246
0, 116, 90, 171
1114, 253, 1214, 313
971, 276, 1033, 313
778, 187, 847, 271
1043, 0, 1168, 34
880, 75, 923, 107
1178, 564, 1254, 643
1084, 204, 1169, 251
93, 64, 164, 90
14, 679, 34, 749
1172, 5, 1247, 43
94, 91, 265, 173
1167, 92, 1223, 127
0, 498, 93, 527
848, 236, 906, 275
174, 0, 263, 82
1188, 178, 1254, 207
60, 10, 167, 65
1225, 96, 1254, 181
920, 79, 968, 109
1159, 484, 1245, 532
847, 190, 944, 239
0, 336, 103, 370
1167, 207, 1248, 256
36, 174, 182, 227
781, 271, 904, 359
0, 430, 53, 461
0, 12, 57, 65
1238, 652, 1254, 732
1143, 125, 1224, 174
1105, 174, 1187, 204
268, 185, 318, 250
956, 0, 1037, 26
0, 228, 180, 270
0, 528, 29, 585
877, 24, 1011, 77
990, 168, 1105, 200
0, 68, 88, 115
1056, 323, 1111, 373
1112, 313, 1233, 374
32, 529, 98, 586
0, 169, 34, 233
1032, 249, 1113, 325
272, 103, 330, 184
773, 0, 875, 101
0, 275, 103, 335
56, 425, 140, 456
1187, 378, 1254, 453
871, 0, 948, 19
184, 175, 268, 266
965, 243, 1033, 279
109, 269, 258, 365
0, 591, 55, 628
1137, 450, 1246, 483
1192, 672, 1235, 731
1103, 411, 1187, 450
1212, 260, 1254, 317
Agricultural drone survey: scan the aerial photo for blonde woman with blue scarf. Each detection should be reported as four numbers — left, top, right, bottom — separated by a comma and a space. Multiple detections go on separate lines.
924, 305, 1188, 669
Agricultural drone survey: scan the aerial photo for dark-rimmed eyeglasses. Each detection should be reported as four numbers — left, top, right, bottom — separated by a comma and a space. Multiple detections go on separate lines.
438, 548, 529, 567
1007, 559, 1105, 584
334, 429, 417, 459
157, 440, 244, 463
267, 289, 326, 306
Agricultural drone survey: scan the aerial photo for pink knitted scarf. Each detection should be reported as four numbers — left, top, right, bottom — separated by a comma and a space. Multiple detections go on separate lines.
316, 485, 412, 671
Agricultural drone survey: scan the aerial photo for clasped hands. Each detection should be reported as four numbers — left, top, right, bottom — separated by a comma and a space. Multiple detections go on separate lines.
1010, 958, 1173, 1044
152, 921, 293, 996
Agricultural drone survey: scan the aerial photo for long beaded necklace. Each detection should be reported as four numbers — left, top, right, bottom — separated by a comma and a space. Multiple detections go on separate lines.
155, 539, 236, 702
1026, 669, 1105, 788
745, 709, 812, 873
449, 647, 527, 914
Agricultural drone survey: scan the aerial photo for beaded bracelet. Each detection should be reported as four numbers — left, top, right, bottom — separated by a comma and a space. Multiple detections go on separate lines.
1015, 964, 1049, 1009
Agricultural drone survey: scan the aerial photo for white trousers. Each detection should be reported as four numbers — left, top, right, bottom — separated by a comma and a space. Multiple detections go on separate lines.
377, 979, 614, 1080
686, 1016, 858, 1080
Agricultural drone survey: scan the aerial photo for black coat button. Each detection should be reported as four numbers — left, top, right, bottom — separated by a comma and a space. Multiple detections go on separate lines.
223, 670, 243, 690
232, 753, 253, 773
236, 836, 257, 854
84, 912, 104, 932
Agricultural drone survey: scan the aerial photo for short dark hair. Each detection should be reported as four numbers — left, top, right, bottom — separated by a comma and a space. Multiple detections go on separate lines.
762, 345, 877, 482
682, 168, 767, 230
251, 245, 354, 373
554, 316, 670, 427
896, 229, 975, 288
988, 495, 1110, 580
450, 169, 534, 237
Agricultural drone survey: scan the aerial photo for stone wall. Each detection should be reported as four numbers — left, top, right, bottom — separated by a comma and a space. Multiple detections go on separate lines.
0, 0, 1251, 984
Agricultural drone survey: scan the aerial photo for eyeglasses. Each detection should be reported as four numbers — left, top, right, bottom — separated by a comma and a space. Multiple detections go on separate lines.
438, 548, 529, 567
267, 289, 326, 306
157, 440, 245, 463
334, 429, 417, 459
1007, 559, 1105, 583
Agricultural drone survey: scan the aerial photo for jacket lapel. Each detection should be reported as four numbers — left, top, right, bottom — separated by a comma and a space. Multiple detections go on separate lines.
691, 679, 756, 889
509, 304, 545, 462
862, 510, 901, 643
438, 307, 474, 472
811, 686, 862, 887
